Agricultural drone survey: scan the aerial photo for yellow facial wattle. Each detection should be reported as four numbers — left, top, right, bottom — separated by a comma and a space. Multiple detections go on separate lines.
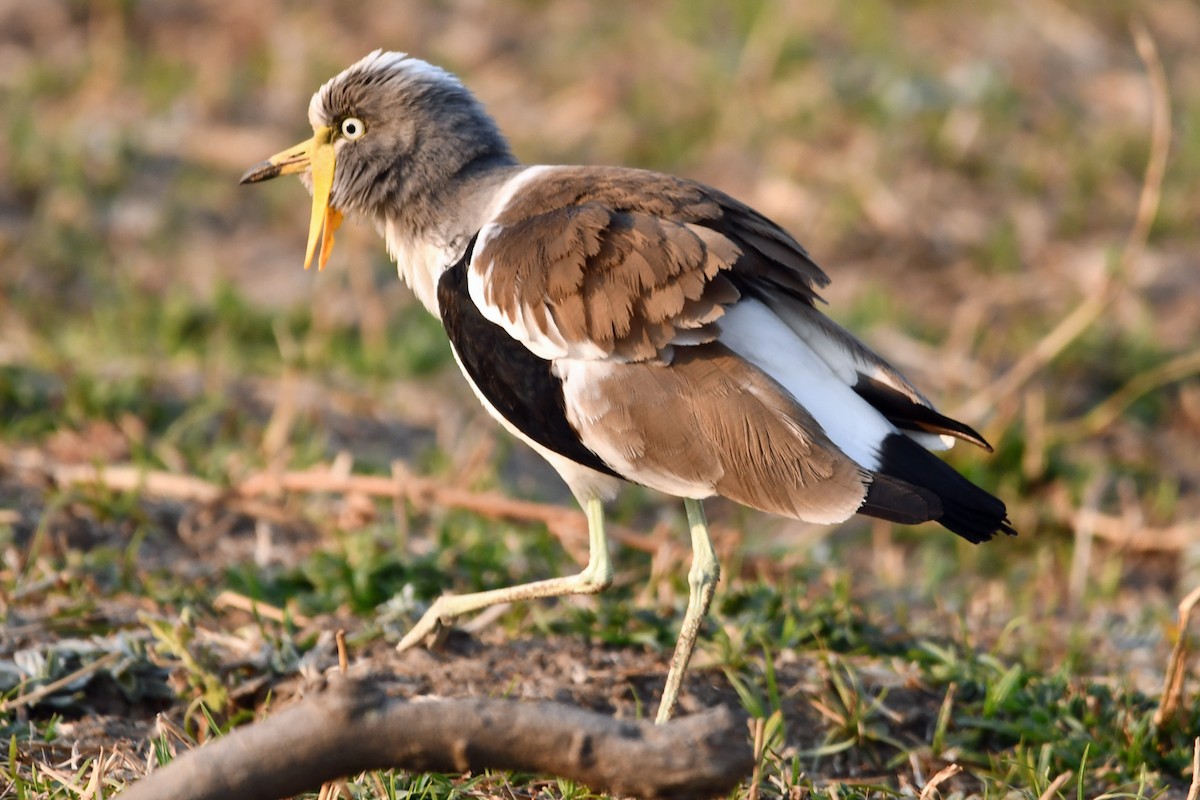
303, 136, 342, 271
240, 124, 342, 271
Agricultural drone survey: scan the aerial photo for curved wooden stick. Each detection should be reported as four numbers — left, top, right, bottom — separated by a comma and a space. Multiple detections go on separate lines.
120, 675, 753, 800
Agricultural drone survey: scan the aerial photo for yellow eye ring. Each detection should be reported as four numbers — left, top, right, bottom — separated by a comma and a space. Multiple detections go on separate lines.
340, 117, 366, 140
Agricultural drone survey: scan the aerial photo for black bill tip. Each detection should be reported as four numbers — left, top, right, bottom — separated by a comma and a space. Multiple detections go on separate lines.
239, 160, 281, 185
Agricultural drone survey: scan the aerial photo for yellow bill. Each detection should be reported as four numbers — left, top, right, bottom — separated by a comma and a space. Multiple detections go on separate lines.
240, 125, 343, 271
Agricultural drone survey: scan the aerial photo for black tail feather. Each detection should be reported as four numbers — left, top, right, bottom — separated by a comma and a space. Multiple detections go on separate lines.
861, 434, 1016, 544
859, 474, 942, 525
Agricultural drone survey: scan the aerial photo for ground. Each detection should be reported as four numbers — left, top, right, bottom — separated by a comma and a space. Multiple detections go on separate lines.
3, 1, 1200, 798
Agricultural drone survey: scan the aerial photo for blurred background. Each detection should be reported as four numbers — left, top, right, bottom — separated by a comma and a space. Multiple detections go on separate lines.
2, 0, 1200, 792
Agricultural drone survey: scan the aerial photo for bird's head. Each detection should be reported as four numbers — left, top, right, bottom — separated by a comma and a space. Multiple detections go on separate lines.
240, 50, 513, 270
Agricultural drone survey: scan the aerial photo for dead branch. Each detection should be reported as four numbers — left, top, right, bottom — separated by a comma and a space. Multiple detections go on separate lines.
120, 675, 753, 800
1050, 487, 1199, 553
36, 461, 224, 504
237, 466, 663, 553
4, 447, 665, 555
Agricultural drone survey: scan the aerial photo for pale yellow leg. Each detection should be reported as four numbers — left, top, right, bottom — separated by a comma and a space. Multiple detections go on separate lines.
396, 496, 613, 652
655, 497, 720, 724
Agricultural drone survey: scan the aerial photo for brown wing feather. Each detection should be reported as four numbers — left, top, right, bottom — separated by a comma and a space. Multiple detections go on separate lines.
476, 166, 829, 361
559, 343, 869, 523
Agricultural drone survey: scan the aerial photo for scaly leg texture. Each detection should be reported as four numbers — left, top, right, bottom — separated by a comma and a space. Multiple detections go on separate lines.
396, 496, 613, 652
655, 498, 721, 724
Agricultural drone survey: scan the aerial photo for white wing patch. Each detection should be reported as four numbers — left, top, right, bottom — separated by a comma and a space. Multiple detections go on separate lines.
717, 299, 894, 470
767, 302, 956, 451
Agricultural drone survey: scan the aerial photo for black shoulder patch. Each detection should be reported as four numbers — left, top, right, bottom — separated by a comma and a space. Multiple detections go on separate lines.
438, 240, 619, 478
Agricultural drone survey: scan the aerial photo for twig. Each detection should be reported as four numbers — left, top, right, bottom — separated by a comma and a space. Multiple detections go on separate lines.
1068, 475, 1106, 608
1049, 349, 1200, 441
956, 282, 1114, 425
78, 749, 108, 800
748, 716, 766, 800
321, 631, 351, 800
213, 590, 310, 626
335, 630, 348, 673
1036, 770, 1073, 800
1186, 737, 1200, 800
237, 466, 662, 553
956, 15, 1170, 425
919, 763, 962, 800
0, 650, 123, 713
1126, 15, 1172, 264
1050, 489, 1199, 553
1154, 585, 1200, 728
1084, 519, 1196, 552
12, 451, 665, 556
48, 463, 222, 504
119, 675, 753, 800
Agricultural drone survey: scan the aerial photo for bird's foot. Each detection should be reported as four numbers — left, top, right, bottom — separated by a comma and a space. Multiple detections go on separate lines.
396, 600, 453, 653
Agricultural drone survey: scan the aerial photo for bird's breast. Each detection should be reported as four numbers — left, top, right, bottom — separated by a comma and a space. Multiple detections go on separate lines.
383, 222, 463, 316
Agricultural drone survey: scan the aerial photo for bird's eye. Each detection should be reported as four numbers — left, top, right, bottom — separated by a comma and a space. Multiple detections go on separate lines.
340, 117, 366, 140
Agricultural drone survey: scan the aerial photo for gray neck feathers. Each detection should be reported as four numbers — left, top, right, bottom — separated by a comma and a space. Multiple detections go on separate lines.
368, 87, 519, 247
